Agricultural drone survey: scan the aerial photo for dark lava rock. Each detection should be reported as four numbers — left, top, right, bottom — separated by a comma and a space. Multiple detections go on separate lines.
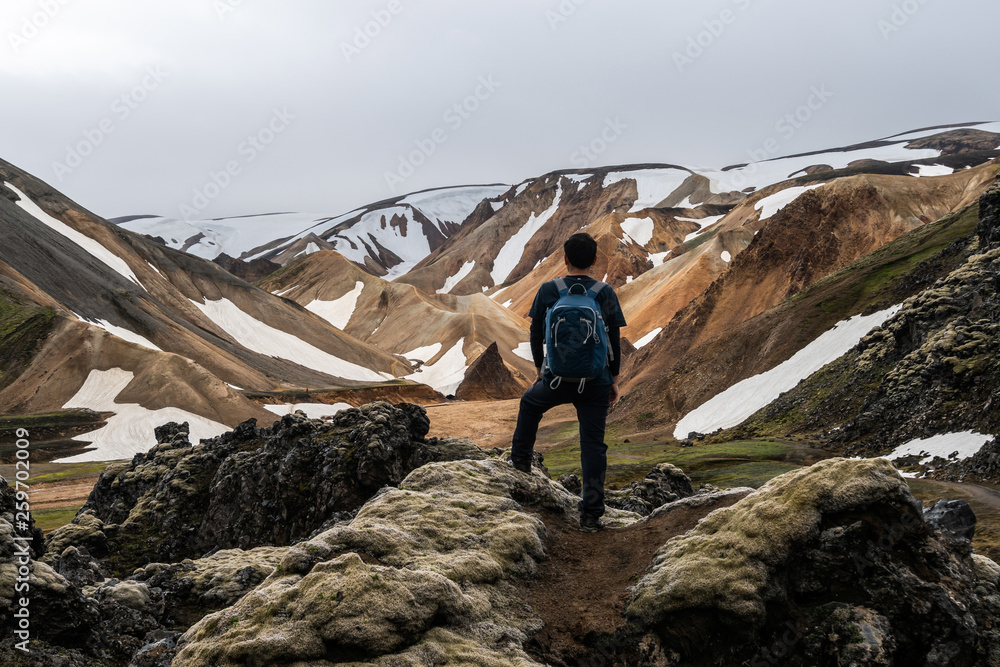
606, 463, 694, 516
46, 402, 486, 575
924, 499, 977, 544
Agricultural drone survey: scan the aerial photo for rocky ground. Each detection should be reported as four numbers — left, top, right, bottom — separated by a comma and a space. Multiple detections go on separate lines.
3, 402, 1000, 665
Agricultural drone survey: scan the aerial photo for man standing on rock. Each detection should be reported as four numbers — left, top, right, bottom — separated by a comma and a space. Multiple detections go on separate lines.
510, 232, 626, 533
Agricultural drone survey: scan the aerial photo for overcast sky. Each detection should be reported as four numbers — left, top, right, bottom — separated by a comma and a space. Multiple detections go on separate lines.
2, 0, 997, 221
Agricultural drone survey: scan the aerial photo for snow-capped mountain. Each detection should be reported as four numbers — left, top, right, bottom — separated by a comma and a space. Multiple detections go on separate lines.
117, 184, 510, 278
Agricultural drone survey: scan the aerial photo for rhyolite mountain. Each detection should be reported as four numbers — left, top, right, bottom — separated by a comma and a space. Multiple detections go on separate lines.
2, 122, 1000, 464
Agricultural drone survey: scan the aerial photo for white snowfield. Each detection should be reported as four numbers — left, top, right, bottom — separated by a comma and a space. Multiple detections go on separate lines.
603, 168, 690, 214
403, 342, 443, 364
491, 182, 563, 286
635, 328, 662, 349
621, 217, 655, 247
681, 214, 725, 242
438, 261, 476, 294
264, 403, 351, 420
73, 312, 161, 352
56, 368, 230, 463
7, 182, 140, 286
673, 306, 902, 439
404, 338, 468, 396
721, 251, 732, 263
190, 297, 387, 382
693, 143, 942, 194
912, 164, 955, 177
305, 281, 365, 329
886, 431, 994, 465
755, 184, 826, 221
121, 212, 325, 261
400, 185, 509, 225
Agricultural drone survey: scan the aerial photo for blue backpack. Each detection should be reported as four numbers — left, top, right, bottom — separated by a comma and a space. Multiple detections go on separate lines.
543, 278, 612, 391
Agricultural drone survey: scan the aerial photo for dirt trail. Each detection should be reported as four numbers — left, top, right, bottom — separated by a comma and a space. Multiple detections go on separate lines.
519, 492, 748, 665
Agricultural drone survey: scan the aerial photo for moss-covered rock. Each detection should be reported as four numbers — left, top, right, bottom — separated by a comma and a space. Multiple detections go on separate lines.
173, 458, 639, 666
625, 458, 1000, 665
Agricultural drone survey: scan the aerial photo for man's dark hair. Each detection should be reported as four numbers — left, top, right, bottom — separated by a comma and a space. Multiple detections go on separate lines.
564, 233, 598, 269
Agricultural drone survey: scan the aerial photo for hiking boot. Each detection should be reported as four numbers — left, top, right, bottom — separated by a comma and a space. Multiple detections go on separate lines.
509, 459, 531, 474
580, 513, 604, 533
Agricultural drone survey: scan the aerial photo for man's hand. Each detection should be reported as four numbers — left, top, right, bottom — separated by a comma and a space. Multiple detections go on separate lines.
535, 367, 543, 383
609, 381, 621, 406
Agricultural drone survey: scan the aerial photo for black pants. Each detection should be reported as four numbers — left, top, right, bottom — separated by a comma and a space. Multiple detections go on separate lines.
511, 377, 611, 516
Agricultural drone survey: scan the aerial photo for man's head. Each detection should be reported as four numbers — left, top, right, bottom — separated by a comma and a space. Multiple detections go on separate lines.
564, 233, 598, 270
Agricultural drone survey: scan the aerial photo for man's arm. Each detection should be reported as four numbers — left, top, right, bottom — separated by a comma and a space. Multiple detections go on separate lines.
529, 315, 544, 382
608, 325, 622, 405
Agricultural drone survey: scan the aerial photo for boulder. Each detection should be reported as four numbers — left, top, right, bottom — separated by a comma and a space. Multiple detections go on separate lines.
606, 463, 694, 516
625, 458, 1000, 665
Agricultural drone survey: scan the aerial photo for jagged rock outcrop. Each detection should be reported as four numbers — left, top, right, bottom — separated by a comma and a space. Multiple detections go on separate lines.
44, 403, 487, 574
624, 458, 1000, 666
455, 341, 529, 401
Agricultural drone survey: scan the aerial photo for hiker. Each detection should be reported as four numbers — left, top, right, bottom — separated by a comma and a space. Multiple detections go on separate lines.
510, 232, 626, 533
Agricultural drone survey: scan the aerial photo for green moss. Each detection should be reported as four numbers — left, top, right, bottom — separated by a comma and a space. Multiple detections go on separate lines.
0, 292, 57, 392
26, 462, 110, 484
31, 506, 84, 532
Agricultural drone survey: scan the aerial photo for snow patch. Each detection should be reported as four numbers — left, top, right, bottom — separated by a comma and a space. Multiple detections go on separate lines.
190, 297, 385, 381
912, 164, 955, 177
635, 328, 662, 349
649, 251, 672, 267
721, 251, 732, 263
56, 368, 230, 463
438, 261, 476, 294
603, 168, 690, 213
755, 184, 826, 221
886, 431, 994, 465
513, 342, 534, 362
403, 343, 443, 363
400, 185, 509, 230
621, 217, 655, 246
491, 182, 563, 286
681, 215, 725, 242
7, 182, 140, 285
74, 313, 161, 352
673, 306, 902, 439
305, 281, 365, 329
405, 338, 467, 395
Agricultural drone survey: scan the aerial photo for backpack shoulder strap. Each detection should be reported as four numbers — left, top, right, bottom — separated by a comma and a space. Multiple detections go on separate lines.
552, 277, 569, 295
587, 281, 608, 298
